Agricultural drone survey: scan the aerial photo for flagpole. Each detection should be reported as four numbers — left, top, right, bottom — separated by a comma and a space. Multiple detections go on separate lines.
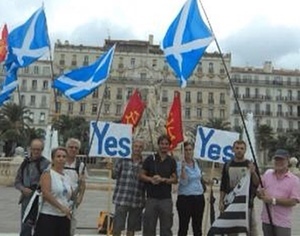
198, 0, 276, 234
203, 161, 215, 235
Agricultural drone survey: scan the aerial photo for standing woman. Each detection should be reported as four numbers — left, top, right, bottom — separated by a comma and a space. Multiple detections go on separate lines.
176, 141, 205, 236
34, 147, 72, 236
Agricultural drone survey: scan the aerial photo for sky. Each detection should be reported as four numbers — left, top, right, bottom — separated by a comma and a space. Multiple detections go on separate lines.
2, 0, 300, 70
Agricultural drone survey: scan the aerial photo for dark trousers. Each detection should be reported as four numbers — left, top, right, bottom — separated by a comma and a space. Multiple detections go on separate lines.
34, 213, 70, 236
176, 195, 205, 236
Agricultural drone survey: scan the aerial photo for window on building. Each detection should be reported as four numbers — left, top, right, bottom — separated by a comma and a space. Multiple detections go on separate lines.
127, 88, 133, 100
245, 87, 250, 97
116, 88, 123, 100
278, 119, 283, 129
92, 104, 97, 115
68, 102, 73, 113
21, 80, 27, 91
255, 103, 260, 115
32, 80, 37, 90
24, 67, 29, 74
208, 62, 214, 74
266, 119, 271, 126
298, 91, 300, 101
197, 108, 202, 118
185, 91, 191, 103
288, 105, 293, 116
287, 77, 291, 85
162, 90, 168, 102
71, 54, 77, 66
43, 66, 50, 75
33, 66, 39, 75
104, 87, 111, 99
57, 102, 61, 113
80, 103, 85, 114
185, 107, 191, 119
41, 96, 47, 107
30, 95, 36, 106
92, 88, 99, 98
288, 90, 292, 100
197, 92, 202, 103
197, 62, 202, 73
21, 95, 25, 106
116, 104, 121, 115
140, 73, 147, 80
208, 92, 214, 104
130, 58, 135, 67
255, 88, 259, 98
42, 80, 48, 90
208, 108, 214, 118
59, 54, 65, 66
83, 55, 89, 66
220, 109, 225, 118
289, 120, 294, 130
277, 104, 282, 116
266, 104, 271, 115
220, 93, 225, 104
152, 59, 157, 68
104, 104, 110, 114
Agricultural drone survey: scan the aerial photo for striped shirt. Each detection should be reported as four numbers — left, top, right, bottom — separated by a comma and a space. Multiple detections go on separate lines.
112, 158, 145, 208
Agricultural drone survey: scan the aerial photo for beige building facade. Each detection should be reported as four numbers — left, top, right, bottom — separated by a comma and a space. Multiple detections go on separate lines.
51, 37, 231, 138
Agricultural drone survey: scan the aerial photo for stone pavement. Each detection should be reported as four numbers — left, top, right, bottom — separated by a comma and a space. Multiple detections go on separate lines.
1, 185, 300, 236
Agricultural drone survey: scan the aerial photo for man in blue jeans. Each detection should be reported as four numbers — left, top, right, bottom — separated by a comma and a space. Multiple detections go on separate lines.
140, 135, 177, 236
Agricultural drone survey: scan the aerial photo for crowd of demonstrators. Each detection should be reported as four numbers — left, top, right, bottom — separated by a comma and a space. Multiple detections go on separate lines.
14, 138, 50, 236
64, 138, 87, 236
176, 141, 206, 236
219, 140, 260, 236
111, 139, 145, 236
34, 147, 72, 236
257, 149, 300, 236
139, 135, 177, 236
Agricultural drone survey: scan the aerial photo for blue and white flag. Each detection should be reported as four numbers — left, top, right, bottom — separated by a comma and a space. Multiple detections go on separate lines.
53, 44, 116, 101
6, 7, 50, 68
0, 7, 50, 106
162, 0, 213, 88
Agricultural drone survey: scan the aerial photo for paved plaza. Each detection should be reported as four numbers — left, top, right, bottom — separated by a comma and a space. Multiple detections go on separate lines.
0, 185, 300, 236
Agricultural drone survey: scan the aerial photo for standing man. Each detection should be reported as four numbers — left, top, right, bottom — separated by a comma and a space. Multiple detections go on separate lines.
140, 134, 177, 236
15, 138, 50, 236
112, 139, 145, 236
219, 140, 259, 236
64, 138, 87, 236
257, 149, 300, 236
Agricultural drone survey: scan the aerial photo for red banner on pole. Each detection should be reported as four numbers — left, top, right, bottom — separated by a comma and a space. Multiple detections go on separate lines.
0, 24, 8, 63
121, 89, 145, 129
166, 91, 183, 150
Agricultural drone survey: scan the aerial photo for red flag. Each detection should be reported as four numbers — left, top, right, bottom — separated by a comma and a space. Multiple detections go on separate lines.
121, 89, 145, 129
0, 24, 8, 62
166, 91, 183, 150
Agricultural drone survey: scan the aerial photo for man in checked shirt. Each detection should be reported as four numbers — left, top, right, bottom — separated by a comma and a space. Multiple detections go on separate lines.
112, 139, 145, 236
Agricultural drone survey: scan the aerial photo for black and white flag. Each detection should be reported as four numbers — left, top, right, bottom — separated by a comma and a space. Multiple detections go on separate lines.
208, 171, 250, 236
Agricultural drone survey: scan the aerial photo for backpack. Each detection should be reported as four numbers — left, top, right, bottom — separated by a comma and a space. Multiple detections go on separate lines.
64, 158, 86, 175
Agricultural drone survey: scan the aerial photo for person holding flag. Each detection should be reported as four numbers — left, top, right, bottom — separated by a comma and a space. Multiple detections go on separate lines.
176, 141, 206, 236
219, 140, 259, 236
257, 149, 300, 236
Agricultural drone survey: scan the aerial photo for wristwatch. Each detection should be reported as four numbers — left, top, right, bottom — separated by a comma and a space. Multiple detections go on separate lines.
272, 198, 276, 205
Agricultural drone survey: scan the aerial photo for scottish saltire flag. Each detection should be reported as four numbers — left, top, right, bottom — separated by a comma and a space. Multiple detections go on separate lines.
6, 7, 50, 68
208, 172, 250, 235
162, 0, 213, 88
0, 7, 50, 106
53, 45, 116, 101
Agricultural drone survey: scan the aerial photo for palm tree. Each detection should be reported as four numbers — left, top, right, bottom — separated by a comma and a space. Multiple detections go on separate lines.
205, 118, 231, 131
256, 124, 274, 166
0, 102, 32, 156
52, 115, 89, 154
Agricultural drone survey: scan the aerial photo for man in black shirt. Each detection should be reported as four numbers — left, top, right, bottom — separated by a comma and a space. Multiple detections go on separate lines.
140, 135, 177, 236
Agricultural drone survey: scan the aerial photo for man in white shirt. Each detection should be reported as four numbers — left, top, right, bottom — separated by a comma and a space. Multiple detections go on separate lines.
64, 138, 87, 236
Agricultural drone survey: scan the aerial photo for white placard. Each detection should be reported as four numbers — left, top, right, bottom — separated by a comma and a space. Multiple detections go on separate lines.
194, 126, 239, 163
89, 121, 132, 158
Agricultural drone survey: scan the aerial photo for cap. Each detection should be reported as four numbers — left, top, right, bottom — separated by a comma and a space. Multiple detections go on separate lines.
273, 149, 289, 159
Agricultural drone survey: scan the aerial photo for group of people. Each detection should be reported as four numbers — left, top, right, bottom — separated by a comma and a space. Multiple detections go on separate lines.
14, 134, 300, 236
14, 138, 86, 236
111, 136, 300, 236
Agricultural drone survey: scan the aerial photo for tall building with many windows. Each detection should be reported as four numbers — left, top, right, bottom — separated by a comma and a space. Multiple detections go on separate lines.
230, 61, 300, 133
0, 60, 52, 130
51, 36, 232, 138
